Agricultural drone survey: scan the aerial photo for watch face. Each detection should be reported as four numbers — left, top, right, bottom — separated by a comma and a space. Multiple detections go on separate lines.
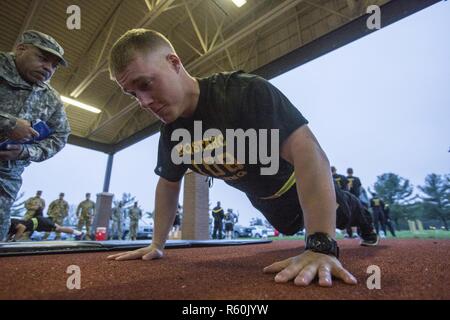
312, 238, 331, 251
308, 233, 333, 252
306, 233, 338, 258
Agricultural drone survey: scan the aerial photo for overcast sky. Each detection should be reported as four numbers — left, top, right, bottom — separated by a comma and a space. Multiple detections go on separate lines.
19, 1, 450, 226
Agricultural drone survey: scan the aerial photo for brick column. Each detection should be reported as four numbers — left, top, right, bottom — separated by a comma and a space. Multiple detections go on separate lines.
92, 192, 113, 239
181, 170, 210, 240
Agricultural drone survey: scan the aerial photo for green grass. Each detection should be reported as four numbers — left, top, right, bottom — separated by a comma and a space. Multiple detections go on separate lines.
269, 229, 450, 240
387, 230, 450, 239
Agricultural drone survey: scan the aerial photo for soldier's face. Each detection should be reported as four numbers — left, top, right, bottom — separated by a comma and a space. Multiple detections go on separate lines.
116, 51, 187, 124
15, 45, 60, 84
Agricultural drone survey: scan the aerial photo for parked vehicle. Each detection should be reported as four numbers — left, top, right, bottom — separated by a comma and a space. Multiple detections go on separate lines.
233, 224, 253, 238
250, 225, 275, 238
122, 216, 154, 240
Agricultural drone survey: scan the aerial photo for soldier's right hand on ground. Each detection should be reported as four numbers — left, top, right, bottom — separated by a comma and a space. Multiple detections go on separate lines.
107, 245, 163, 261
8, 119, 39, 141
263, 250, 357, 287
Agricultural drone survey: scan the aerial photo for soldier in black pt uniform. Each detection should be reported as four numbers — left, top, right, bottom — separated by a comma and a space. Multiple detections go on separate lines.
107, 29, 379, 287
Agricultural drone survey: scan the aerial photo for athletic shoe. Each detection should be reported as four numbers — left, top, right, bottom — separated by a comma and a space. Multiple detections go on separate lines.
74, 232, 85, 241
360, 230, 379, 246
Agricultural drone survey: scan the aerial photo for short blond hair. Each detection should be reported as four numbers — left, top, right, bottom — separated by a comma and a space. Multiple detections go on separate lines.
109, 29, 175, 79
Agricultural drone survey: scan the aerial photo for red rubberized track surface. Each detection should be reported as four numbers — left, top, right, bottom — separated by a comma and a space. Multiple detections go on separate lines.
1, 239, 449, 300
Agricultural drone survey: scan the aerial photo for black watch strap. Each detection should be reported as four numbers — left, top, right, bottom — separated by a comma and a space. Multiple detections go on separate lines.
305, 232, 339, 259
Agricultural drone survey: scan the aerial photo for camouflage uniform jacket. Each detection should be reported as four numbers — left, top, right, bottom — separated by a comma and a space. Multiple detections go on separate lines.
128, 207, 142, 222
77, 200, 95, 217
0, 52, 70, 199
112, 207, 125, 222
24, 196, 45, 218
48, 199, 69, 219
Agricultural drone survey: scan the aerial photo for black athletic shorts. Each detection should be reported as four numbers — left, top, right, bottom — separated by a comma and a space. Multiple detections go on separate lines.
33, 217, 57, 232
247, 185, 352, 235
225, 222, 233, 232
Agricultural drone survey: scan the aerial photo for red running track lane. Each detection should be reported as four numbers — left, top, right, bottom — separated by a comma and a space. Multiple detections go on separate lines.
0, 239, 449, 300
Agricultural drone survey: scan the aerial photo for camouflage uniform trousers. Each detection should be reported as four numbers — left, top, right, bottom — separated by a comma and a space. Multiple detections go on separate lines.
43, 216, 64, 240
111, 219, 123, 240
129, 219, 139, 240
77, 213, 92, 240
0, 189, 15, 241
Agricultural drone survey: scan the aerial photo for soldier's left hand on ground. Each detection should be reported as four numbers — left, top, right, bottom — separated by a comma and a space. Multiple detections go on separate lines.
0, 144, 23, 161
107, 245, 164, 261
263, 250, 357, 287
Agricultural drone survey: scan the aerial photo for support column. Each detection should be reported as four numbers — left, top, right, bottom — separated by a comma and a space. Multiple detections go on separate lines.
92, 192, 114, 239
91, 153, 114, 239
103, 153, 114, 192
181, 170, 210, 240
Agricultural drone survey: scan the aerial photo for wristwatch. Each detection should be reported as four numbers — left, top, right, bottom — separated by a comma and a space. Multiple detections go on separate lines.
305, 232, 339, 258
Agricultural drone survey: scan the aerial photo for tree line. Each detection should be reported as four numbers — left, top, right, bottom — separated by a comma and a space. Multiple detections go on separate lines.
372, 173, 450, 230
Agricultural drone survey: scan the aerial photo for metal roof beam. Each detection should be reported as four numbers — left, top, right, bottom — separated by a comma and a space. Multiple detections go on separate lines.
186, 0, 306, 73
112, 121, 162, 153
253, 0, 441, 80
304, 0, 351, 20
68, 135, 115, 154
12, 0, 42, 49
70, 0, 176, 98
61, 0, 122, 94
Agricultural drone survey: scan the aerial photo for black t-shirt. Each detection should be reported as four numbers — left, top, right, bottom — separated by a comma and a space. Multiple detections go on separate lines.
370, 197, 385, 209
212, 206, 224, 221
154, 71, 309, 199
346, 176, 362, 197
333, 174, 348, 190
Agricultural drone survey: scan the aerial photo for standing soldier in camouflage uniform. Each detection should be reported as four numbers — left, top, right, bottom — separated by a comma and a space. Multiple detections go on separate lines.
76, 193, 95, 240
128, 201, 142, 241
110, 201, 125, 240
43, 192, 68, 240
23, 190, 46, 220
0, 30, 70, 241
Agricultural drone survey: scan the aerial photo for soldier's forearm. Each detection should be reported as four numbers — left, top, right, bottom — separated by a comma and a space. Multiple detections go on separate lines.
22, 133, 68, 162
152, 178, 181, 250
